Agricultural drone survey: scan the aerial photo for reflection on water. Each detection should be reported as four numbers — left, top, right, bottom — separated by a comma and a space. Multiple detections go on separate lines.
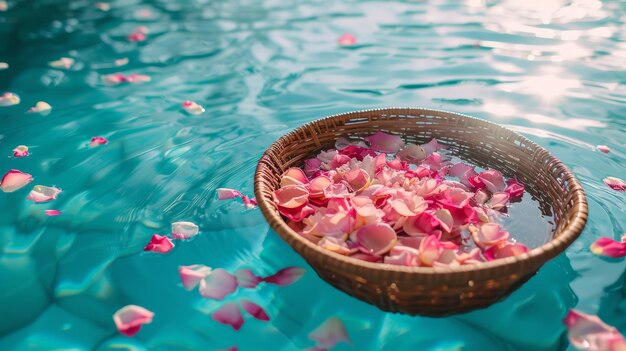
0, 0, 624, 350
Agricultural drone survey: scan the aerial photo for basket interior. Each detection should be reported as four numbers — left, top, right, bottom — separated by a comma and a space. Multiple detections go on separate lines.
260, 109, 583, 244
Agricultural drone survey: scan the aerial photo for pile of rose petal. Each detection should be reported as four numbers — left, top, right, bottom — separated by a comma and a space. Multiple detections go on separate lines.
273, 132, 531, 267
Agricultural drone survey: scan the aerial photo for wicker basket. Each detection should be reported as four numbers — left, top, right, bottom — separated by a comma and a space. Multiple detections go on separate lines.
254, 108, 587, 316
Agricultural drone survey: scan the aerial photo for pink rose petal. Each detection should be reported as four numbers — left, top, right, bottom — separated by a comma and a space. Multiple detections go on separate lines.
240, 300, 270, 321
26, 185, 61, 203
604, 177, 625, 191
48, 57, 74, 69
113, 305, 154, 337
365, 132, 404, 153
199, 268, 238, 300
179, 264, 212, 290
212, 303, 244, 331
433, 209, 454, 233
344, 169, 370, 192
505, 178, 525, 200
128, 26, 148, 41
483, 243, 529, 260
477, 169, 506, 193
356, 223, 397, 256
171, 221, 199, 239
596, 145, 610, 153
0, 92, 20, 106
384, 245, 420, 266
90, 136, 108, 147
12, 145, 29, 157
436, 188, 473, 209
182, 100, 205, 115
419, 235, 443, 266
45, 210, 62, 216
309, 176, 332, 198
281, 167, 309, 186
215, 347, 238, 351
487, 191, 510, 210
217, 188, 257, 208
27, 101, 52, 114
0, 169, 33, 193
470, 223, 510, 249
590, 237, 626, 258
563, 309, 626, 351
308, 317, 350, 349
318, 236, 352, 255
403, 212, 440, 237
263, 267, 305, 286
143, 234, 174, 254
421, 138, 448, 156
397, 144, 427, 163
274, 185, 309, 208
337, 33, 356, 46
125, 73, 151, 84
234, 269, 262, 288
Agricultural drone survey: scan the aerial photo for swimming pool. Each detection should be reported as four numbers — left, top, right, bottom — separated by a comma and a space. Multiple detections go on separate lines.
0, 0, 624, 350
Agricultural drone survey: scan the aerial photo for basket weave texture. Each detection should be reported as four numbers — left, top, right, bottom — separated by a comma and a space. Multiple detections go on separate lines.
254, 108, 587, 316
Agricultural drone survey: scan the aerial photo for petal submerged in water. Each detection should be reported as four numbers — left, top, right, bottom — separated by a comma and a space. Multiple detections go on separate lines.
263, 267, 305, 286
308, 317, 351, 349
113, 305, 154, 337
45, 210, 62, 216
179, 264, 212, 290
212, 303, 244, 331
563, 309, 626, 351
240, 300, 270, 321
199, 268, 238, 300
48, 57, 74, 69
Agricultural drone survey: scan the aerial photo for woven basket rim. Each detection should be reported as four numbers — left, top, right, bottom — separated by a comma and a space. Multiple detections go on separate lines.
254, 107, 588, 275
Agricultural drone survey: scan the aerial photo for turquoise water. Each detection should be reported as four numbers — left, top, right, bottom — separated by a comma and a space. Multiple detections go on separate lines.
0, 0, 625, 350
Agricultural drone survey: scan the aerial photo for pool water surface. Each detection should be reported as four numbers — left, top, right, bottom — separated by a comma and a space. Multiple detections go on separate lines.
0, 0, 625, 350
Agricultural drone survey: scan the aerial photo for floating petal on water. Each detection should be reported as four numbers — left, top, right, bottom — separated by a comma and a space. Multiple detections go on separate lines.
596, 145, 610, 153
28, 101, 52, 114
113, 305, 154, 337
45, 210, 62, 216
27, 185, 61, 203
337, 33, 356, 46
0, 92, 20, 106
171, 221, 199, 239
48, 57, 74, 70
182, 100, 205, 115
143, 234, 174, 254
90, 136, 108, 147
590, 237, 626, 258
604, 177, 625, 191
12, 145, 29, 157
0, 169, 33, 193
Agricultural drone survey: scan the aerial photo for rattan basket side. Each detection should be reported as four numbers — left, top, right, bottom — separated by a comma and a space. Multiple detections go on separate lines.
254, 108, 587, 316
